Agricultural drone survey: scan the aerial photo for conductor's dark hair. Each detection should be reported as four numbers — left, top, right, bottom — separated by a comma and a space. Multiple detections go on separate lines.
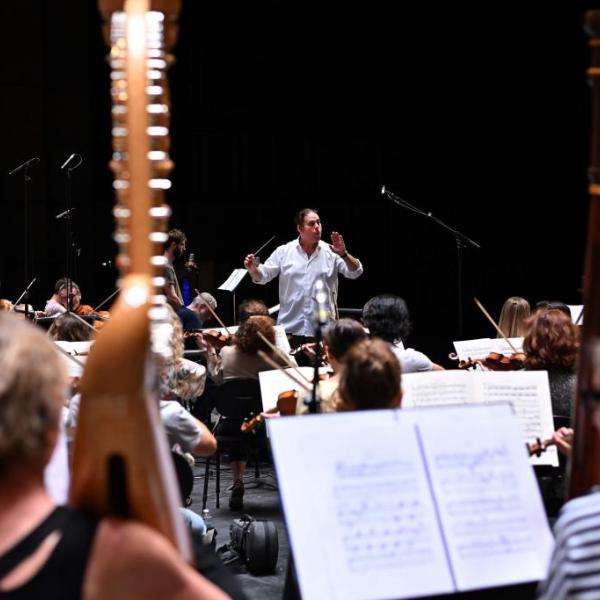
164, 228, 187, 251
294, 208, 319, 227
362, 294, 411, 344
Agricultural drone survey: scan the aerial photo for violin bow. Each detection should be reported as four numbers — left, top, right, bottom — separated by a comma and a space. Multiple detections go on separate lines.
256, 331, 312, 384
53, 343, 86, 369
68, 310, 97, 332
257, 350, 312, 392
473, 297, 518, 354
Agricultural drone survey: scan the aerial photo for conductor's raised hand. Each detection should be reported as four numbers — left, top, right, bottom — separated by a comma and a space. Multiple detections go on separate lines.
330, 231, 347, 256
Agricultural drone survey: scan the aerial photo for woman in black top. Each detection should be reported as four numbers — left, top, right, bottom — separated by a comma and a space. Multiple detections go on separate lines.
0, 314, 232, 600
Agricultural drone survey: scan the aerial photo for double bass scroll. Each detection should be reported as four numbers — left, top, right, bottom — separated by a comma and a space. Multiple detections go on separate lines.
70, 0, 190, 560
568, 11, 600, 499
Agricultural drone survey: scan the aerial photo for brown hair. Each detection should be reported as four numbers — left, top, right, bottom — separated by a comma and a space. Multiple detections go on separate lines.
523, 309, 580, 371
324, 318, 368, 362
337, 339, 401, 411
0, 315, 66, 478
48, 313, 92, 342
497, 296, 530, 338
237, 299, 269, 324
235, 315, 276, 354
164, 228, 187, 251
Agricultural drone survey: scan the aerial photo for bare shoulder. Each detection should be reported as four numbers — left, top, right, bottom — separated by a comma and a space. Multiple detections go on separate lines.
84, 518, 230, 600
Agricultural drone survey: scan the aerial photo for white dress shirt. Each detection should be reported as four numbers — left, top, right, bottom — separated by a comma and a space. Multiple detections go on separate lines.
252, 239, 363, 336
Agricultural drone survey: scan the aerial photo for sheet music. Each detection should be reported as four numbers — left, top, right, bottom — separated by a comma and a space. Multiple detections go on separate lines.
54, 340, 94, 377
568, 304, 584, 325
492, 337, 524, 355
401, 370, 475, 408
269, 404, 552, 600
401, 371, 557, 466
259, 367, 326, 411
452, 338, 494, 361
452, 337, 524, 362
217, 268, 247, 292
477, 371, 558, 467
418, 411, 554, 590
269, 410, 455, 600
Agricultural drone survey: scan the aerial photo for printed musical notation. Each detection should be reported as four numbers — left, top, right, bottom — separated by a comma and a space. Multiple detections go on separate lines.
402, 370, 558, 467
268, 405, 554, 600
332, 457, 436, 572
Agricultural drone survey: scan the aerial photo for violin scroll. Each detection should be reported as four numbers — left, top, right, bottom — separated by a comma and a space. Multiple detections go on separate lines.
240, 389, 298, 433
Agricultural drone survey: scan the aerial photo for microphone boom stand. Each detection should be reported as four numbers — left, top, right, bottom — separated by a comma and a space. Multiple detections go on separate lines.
9, 157, 40, 319
60, 154, 83, 312
382, 186, 480, 339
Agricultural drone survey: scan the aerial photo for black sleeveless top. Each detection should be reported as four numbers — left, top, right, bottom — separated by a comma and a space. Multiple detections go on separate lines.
0, 507, 98, 599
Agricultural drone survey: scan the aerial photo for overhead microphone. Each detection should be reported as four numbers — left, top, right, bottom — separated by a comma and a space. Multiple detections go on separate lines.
8, 156, 40, 176
381, 185, 386, 195
60, 153, 83, 171
55, 207, 76, 220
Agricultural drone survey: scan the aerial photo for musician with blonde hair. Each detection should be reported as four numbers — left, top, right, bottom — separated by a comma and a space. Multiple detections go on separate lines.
497, 296, 530, 337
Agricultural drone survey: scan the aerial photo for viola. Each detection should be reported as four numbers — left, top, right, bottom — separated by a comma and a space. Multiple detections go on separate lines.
240, 389, 298, 433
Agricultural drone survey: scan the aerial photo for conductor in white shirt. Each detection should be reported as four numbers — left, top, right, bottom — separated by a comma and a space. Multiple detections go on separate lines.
244, 208, 363, 346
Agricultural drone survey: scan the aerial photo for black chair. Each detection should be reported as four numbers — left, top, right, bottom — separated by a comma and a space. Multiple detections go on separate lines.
172, 450, 194, 507
202, 378, 266, 509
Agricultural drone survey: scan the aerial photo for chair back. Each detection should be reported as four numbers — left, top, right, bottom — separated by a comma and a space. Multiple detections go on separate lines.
214, 378, 262, 421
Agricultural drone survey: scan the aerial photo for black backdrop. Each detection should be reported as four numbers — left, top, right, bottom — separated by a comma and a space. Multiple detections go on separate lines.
0, 1, 595, 365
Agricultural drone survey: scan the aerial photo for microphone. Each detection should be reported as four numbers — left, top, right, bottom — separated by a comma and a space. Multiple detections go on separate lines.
60, 153, 82, 171
381, 185, 386, 195
314, 278, 329, 327
55, 207, 76, 220
8, 157, 40, 176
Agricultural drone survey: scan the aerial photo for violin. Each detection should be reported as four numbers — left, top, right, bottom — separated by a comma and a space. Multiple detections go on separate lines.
74, 305, 110, 331
453, 351, 526, 371
240, 389, 298, 433
184, 329, 233, 349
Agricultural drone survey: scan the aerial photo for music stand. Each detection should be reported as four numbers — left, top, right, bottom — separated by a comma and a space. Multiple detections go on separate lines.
217, 268, 247, 324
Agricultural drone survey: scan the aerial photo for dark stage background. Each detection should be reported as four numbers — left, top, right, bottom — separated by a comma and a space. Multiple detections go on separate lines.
0, 1, 594, 366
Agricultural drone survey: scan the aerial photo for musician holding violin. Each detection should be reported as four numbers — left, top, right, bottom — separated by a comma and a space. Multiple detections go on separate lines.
45, 278, 84, 316
206, 315, 286, 510
244, 208, 363, 350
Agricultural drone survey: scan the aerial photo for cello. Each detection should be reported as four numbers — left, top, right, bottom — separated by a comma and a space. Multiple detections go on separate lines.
567, 11, 600, 500
69, 0, 191, 559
